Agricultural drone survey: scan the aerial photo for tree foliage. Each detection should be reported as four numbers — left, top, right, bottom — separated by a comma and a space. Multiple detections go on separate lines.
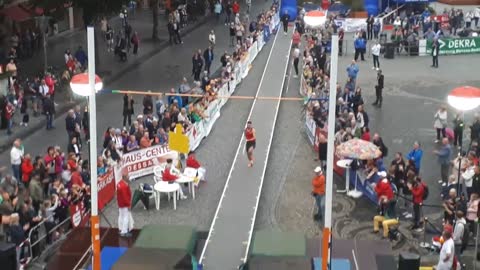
30, 0, 126, 25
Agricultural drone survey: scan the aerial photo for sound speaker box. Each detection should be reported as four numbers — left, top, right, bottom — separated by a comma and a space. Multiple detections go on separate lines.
398, 252, 420, 270
0, 242, 17, 270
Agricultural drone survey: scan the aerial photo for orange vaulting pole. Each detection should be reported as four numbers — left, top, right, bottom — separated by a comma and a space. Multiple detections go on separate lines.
322, 228, 331, 270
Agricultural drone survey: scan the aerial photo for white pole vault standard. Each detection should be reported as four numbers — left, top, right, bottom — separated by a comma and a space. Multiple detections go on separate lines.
323, 34, 338, 270
87, 27, 101, 270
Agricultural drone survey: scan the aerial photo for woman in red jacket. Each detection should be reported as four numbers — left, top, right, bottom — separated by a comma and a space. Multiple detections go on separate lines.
162, 159, 187, 199
375, 176, 394, 204
21, 154, 33, 185
232, 1, 240, 15
408, 177, 425, 230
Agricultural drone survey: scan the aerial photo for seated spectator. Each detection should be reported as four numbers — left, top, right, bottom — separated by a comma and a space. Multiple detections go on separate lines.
126, 135, 139, 153
48, 177, 64, 196
373, 177, 397, 238
140, 132, 153, 149
97, 157, 107, 176
443, 188, 458, 225
156, 128, 169, 145
1, 174, 18, 199
7, 213, 25, 250
162, 159, 187, 199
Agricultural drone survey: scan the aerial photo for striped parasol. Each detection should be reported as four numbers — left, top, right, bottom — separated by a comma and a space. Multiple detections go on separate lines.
336, 138, 382, 160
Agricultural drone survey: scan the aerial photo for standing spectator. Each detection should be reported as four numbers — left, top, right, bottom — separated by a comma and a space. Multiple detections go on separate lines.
123, 94, 134, 127
208, 30, 216, 47
21, 154, 33, 186
407, 177, 425, 231
281, 10, 290, 35
142, 92, 153, 115
106, 26, 114, 52
192, 50, 204, 82
117, 173, 134, 237
354, 36, 366, 61
10, 139, 24, 181
245, 0, 251, 14
229, 23, 236, 47
5, 101, 14, 135
406, 141, 423, 174
292, 45, 300, 78
434, 106, 448, 143
214, 1, 222, 22
366, 15, 374, 40
466, 192, 480, 236
346, 60, 359, 86
74, 46, 87, 69
452, 113, 464, 149
453, 211, 466, 257
436, 230, 455, 270
224, 1, 232, 25
311, 166, 325, 221
474, 7, 480, 28
65, 109, 76, 140
131, 31, 140, 55
172, 22, 183, 44
435, 138, 452, 185
338, 28, 344, 56
232, 1, 240, 16
43, 95, 55, 130
371, 41, 381, 70
373, 19, 381, 39
431, 38, 440, 68
203, 46, 214, 75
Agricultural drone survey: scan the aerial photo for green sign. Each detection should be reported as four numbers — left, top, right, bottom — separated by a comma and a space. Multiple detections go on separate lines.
426, 37, 480, 55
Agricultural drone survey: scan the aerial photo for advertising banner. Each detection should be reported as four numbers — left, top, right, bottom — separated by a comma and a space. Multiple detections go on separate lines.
119, 145, 178, 179
203, 99, 221, 136
334, 18, 367, 33
187, 121, 206, 151
249, 41, 258, 65
218, 83, 230, 107
98, 169, 116, 210
305, 114, 316, 146
70, 201, 88, 228
257, 31, 265, 51
240, 53, 250, 79
426, 37, 480, 55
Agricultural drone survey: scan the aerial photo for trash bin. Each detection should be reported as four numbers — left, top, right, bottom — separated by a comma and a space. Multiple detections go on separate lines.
409, 44, 419, 56
384, 43, 395, 59
398, 252, 420, 270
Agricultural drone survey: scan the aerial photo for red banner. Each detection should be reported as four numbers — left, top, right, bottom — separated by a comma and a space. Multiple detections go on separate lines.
70, 201, 88, 228
98, 169, 116, 211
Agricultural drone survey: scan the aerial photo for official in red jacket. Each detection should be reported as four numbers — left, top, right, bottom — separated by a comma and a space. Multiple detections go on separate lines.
162, 159, 188, 199
374, 175, 394, 203
117, 173, 134, 237
186, 151, 207, 182
408, 178, 425, 230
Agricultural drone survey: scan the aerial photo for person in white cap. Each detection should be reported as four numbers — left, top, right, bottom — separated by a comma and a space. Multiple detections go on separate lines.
312, 166, 326, 221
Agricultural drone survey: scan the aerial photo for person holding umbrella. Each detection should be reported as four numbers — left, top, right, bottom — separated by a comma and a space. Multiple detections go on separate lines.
117, 173, 134, 237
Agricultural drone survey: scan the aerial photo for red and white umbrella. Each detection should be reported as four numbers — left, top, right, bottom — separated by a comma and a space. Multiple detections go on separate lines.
70, 73, 103, 97
447, 86, 480, 111
304, 10, 327, 28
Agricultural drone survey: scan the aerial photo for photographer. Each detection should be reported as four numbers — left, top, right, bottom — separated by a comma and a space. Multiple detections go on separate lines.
407, 176, 425, 231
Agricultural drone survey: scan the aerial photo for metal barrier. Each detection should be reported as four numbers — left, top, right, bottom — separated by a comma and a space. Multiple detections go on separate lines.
14, 211, 78, 267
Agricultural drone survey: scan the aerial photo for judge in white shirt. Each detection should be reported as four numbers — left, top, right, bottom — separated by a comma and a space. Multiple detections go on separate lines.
371, 41, 381, 70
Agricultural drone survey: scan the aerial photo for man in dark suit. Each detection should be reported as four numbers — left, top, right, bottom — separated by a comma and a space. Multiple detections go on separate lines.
203, 46, 214, 75
372, 69, 384, 107
281, 10, 290, 35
